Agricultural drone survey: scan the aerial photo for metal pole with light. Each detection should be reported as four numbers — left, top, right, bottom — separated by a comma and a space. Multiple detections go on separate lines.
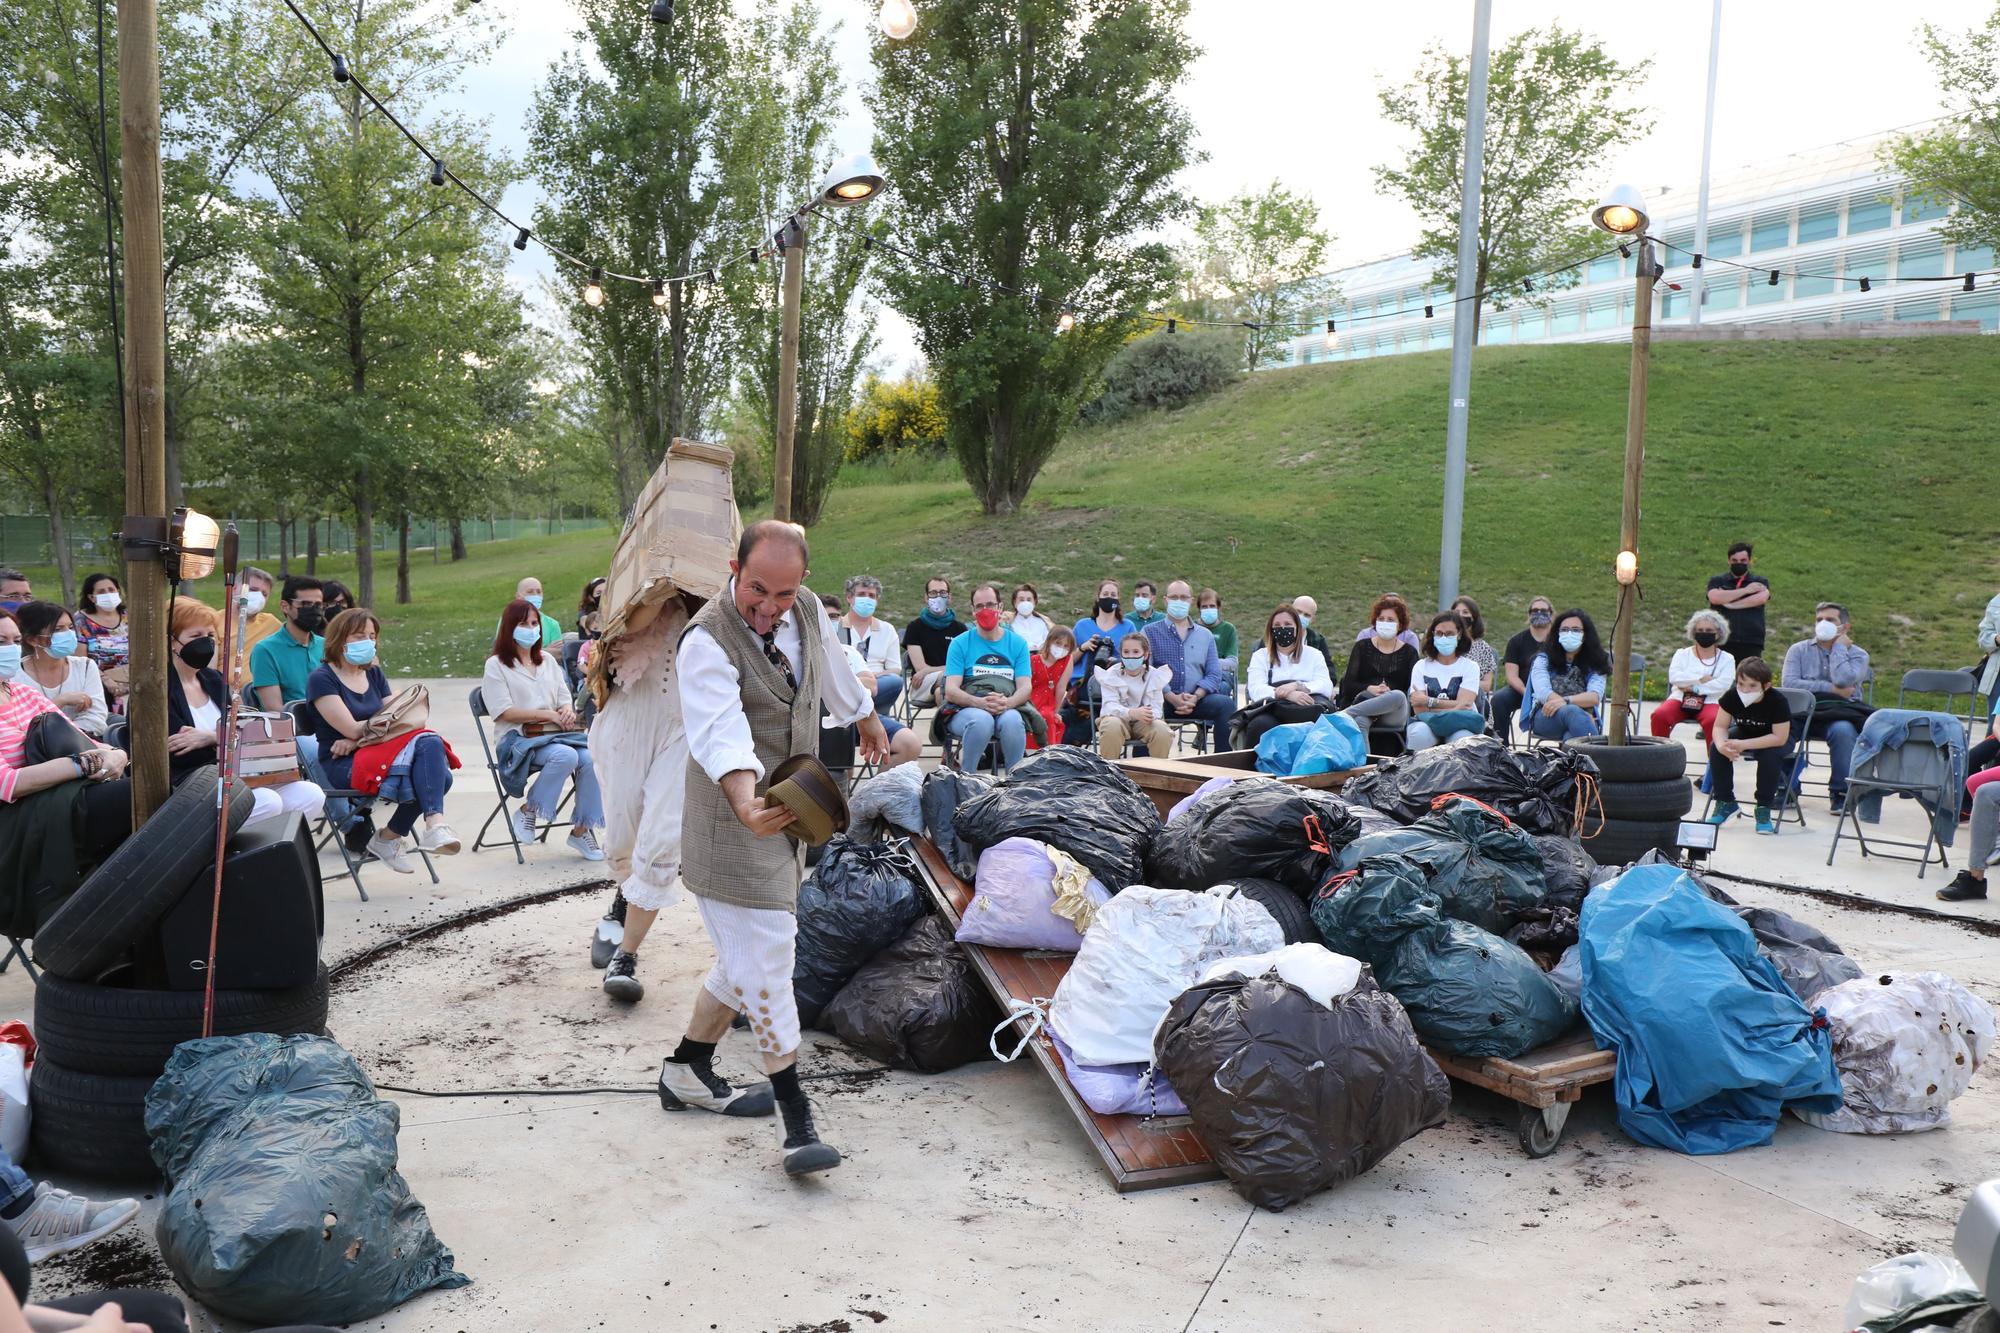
1437, 0, 1492, 608
1592, 184, 1653, 744
773, 151, 885, 523
1690, 0, 1723, 327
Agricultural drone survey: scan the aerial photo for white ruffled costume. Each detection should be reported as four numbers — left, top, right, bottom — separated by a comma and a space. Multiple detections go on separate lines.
594, 598, 690, 912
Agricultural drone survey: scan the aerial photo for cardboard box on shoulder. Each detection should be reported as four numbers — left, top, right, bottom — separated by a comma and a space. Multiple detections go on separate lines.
602, 437, 741, 634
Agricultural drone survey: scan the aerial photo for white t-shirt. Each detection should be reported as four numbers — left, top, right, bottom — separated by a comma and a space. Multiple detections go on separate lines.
189, 695, 223, 732
1009, 612, 1052, 652
1410, 656, 1480, 709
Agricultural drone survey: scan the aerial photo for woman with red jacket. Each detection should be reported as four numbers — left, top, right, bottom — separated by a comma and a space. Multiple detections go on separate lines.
1028, 625, 1076, 751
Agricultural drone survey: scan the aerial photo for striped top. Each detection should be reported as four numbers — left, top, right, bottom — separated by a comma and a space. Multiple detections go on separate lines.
0, 681, 65, 803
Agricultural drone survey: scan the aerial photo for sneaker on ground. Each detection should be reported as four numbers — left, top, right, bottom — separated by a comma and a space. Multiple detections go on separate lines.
1830, 792, 1847, 816
365, 833, 417, 874
591, 915, 624, 970
658, 1058, 773, 1117
510, 807, 538, 846
1705, 800, 1739, 826
778, 1095, 841, 1177
603, 950, 644, 1002
1754, 805, 1776, 834
567, 827, 606, 862
6, 1183, 140, 1263
417, 823, 462, 854
1937, 870, 1989, 902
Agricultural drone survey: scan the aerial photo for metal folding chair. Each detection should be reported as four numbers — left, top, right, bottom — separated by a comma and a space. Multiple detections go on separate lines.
287, 701, 437, 900
468, 687, 576, 865
0, 937, 35, 980
1827, 714, 1961, 879
1898, 668, 1981, 737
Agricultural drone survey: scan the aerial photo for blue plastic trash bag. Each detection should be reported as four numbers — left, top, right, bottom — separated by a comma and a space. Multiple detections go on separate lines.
1579, 863, 1843, 1155
1256, 713, 1367, 776
146, 1034, 470, 1325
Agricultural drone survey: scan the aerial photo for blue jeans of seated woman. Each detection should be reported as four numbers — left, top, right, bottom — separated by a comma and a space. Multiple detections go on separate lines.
524, 742, 604, 828
873, 672, 904, 715
324, 733, 450, 836
1530, 703, 1597, 742
950, 705, 1025, 773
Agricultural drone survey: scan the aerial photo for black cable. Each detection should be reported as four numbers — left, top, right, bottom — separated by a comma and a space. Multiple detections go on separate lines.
372, 1068, 889, 1100
94, 0, 125, 451
1653, 237, 1994, 289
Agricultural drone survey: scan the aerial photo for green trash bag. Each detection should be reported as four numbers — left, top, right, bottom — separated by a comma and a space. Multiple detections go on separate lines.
145, 1033, 470, 1326
1335, 795, 1549, 935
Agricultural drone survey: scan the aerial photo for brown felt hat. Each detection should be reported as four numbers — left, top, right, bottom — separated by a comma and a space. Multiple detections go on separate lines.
764, 754, 849, 847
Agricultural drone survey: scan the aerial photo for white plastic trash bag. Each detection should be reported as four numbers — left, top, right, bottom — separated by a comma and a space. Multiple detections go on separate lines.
846, 764, 924, 834
0, 1023, 29, 1165
1794, 971, 1996, 1135
1197, 944, 1364, 1010
956, 838, 1111, 951
1842, 1250, 1978, 1330
1049, 886, 1283, 1067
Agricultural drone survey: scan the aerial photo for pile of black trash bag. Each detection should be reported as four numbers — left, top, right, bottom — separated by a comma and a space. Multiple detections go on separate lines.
1342, 736, 1598, 836
953, 747, 1159, 890
822, 916, 1001, 1073
1338, 796, 1550, 935
793, 836, 932, 1028
1147, 778, 1364, 895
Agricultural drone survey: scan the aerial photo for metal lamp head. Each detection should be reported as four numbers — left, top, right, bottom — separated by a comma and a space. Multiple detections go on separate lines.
170, 507, 221, 582
1592, 183, 1649, 236
818, 152, 885, 208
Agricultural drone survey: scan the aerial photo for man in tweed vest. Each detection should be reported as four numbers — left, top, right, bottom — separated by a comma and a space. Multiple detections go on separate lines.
658, 520, 886, 1176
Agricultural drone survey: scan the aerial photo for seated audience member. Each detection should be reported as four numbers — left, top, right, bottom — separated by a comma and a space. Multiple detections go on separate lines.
1291, 594, 1335, 673
15, 602, 107, 739
1963, 710, 2000, 809
1145, 580, 1234, 751
0, 1144, 138, 1266
1005, 583, 1053, 652
251, 577, 328, 711
942, 584, 1031, 773
308, 608, 460, 872
1940, 777, 1997, 901
1527, 609, 1610, 742
1448, 596, 1498, 692
484, 598, 605, 860
0, 572, 30, 613
1128, 580, 1164, 630
166, 598, 324, 830
1198, 588, 1238, 685
1065, 580, 1138, 745
321, 579, 355, 617
1653, 609, 1735, 744
1492, 596, 1554, 741
1704, 657, 1791, 835
902, 574, 966, 707
1780, 601, 1872, 814
828, 634, 923, 771
1030, 626, 1076, 751
507, 577, 562, 646
1095, 632, 1174, 760
1349, 594, 1424, 651
74, 572, 129, 708
1337, 595, 1417, 735
576, 577, 607, 640
1243, 604, 1334, 747
839, 575, 904, 715
229, 566, 283, 688
1405, 611, 1485, 750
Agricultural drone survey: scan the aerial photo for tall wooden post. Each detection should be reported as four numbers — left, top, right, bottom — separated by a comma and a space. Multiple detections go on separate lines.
773, 215, 807, 523
119, 0, 171, 820
1607, 238, 1656, 744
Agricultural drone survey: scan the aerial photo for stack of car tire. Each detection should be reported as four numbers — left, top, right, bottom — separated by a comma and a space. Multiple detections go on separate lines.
1563, 735, 1695, 868
27, 768, 330, 1180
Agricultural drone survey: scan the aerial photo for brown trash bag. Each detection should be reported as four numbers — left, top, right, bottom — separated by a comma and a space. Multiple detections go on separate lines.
822, 916, 1002, 1074
1154, 968, 1450, 1211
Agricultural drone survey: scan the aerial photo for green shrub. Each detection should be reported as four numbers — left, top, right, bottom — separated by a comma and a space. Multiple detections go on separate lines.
1080, 329, 1242, 424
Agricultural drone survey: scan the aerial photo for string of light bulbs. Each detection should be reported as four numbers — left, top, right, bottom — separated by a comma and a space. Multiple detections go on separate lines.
1649, 238, 1995, 295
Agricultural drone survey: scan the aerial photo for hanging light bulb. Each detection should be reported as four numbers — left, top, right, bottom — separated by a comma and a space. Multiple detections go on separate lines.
651, 278, 667, 308
649, 0, 674, 23
1056, 306, 1075, 334
1166, 318, 1177, 334
1323, 319, 1337, 349
879, 0, 918, 40
513, 227, 530, 251
429, 157, 446, 187
332, 53, 351, 83
584, 266, 605, 308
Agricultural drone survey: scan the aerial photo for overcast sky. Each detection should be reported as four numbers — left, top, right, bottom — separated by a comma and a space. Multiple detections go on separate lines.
461, 0, 1985, 370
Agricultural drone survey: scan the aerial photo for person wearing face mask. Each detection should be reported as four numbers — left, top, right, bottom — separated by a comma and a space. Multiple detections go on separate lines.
308, 608, 461, 871
1706, 541, 1770, 665
901, 575, 966, 707
1780, 601, 1872, 812
1493, 597, 1556, 743
1291, 594, 1336, 675
1197, 589, 1238, 688
941, 584, 1033, 773
1527, 610, 1611, 742
1704, 658, 1792, 835
507, 577, 562, 648
838, 576, 903, 715
227, 567, 283, 690
14, 603, 107, 739
1143, 580, 1234, 752
1065, 580, 1139, 745
1029, 625, 1076, 751
0, 572, 31, 615
73, 573, 129, 706
321, 580, 355, 617
1004, 583, 1051, 652
1347, 594, 1423, 651
1337, 595, 1417, 742
1127, 581, 1164, 630
1403, 611, 1485, 750
1448, 596, 1498, 693
164, 598, 325, 829
251, 577, 328, 711
484, 599, 605, 863
576, 577, 607, 640
1241, 604, 1335, 748
1652, 610, 1735, 745
1094, 633, 1175, 759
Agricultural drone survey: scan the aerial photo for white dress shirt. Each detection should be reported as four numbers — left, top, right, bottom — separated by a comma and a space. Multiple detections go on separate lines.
836, 616, 900, 673
680, 582, 875, 783
1246, 645, 1334, 702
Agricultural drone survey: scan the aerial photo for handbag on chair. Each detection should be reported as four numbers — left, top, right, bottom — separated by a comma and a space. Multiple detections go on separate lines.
23, 712, 93, 765
356, 684, 431, 746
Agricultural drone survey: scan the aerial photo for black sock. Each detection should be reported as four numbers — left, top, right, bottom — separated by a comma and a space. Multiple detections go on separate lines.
0, 1191, 32, 1220
770, 1064, 802, 1105
671, 1037, 716, 1068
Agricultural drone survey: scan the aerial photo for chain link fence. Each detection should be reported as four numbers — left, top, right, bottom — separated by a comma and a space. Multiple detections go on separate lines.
0, 514, 609, 570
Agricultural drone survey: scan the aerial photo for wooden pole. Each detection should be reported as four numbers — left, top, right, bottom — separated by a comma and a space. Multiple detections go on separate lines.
1607, 237, 1656, 745
119, 0, 171, 821
773, 215, 807, 523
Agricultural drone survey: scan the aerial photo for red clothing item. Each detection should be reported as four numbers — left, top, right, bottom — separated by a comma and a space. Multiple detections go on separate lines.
1029, 652, 1072, 750
348, 728, 461, 795
1650, 700, 1720, 746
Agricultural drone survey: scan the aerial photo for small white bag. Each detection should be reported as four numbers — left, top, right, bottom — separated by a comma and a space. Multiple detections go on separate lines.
0, 1023, 33, 1164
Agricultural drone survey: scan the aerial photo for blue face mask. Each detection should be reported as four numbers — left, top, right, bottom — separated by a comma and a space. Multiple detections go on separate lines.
344, 639, 378, 666
1122, 657, 1147, 674
1165, 598, 1191, 621
511, 626, 540, 648
1199, 607, 1219, 625
1132, 596, 1152, 614
525, 594, 544, 610
0, 645, 19, 678
46, 630, 77, 659
1433, 635, 1459, 655
1558, 630, 1584, 653
851, 596, 877, 619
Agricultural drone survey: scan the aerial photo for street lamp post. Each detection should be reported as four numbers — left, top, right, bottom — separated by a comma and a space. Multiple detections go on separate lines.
1592, 184, 1652, 744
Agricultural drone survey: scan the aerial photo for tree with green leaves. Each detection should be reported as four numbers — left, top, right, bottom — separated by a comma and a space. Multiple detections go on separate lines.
1886, 2, 2000, 254
1181, 182, 1337, 370
1373, 26, 1652, 340
868, 0, 1199, 515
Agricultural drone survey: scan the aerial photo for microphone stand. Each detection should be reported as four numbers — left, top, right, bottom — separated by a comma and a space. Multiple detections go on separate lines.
200, 524, 241, 1039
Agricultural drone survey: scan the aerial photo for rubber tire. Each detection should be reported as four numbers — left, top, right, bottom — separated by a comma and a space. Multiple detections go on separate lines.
1224, 878, 1315, 945
1563, 735, 1687, 784
33, 766, 254, 982
32, 965, 329, 1077
28, 1059, 159, 1183
1579, 816, 1682, 867
1596, 776, 1696, 822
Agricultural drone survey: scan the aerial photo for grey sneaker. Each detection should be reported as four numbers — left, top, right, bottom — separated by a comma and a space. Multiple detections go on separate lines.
365, 833, 416, 873
417, 822, 462, 855
657, 1058, 773, 1117
510, 807, 539, 846
566, 827, 606, 862
603, 950, 644, 1002
779, 1095, 841, 1177
5, 1183, 140, 1263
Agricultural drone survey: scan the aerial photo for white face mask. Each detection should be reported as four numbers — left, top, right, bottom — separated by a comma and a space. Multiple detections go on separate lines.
1737, 687, 1764, 705
1016, 600, 1035, 617
1374, 619, 1398, 638
1814, 619, 1840, 643
93, 592, 120, 612
240, 590, 267, 615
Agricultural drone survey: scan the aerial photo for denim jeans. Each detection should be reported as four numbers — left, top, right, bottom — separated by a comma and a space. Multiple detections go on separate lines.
525, 741, 604, 829
1163, 692, 1234, 750
1818, 718, 1859, 796
950, 706, 1025, 773
296, 734, 358, 830
1489, 685, 1525, 740
325, 734, 451, 837
0, 1142, 32, 1214
872, 672, 904, 715
1530, 703, 1597, 742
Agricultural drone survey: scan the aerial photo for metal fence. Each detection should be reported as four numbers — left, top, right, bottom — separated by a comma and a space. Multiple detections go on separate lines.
0, 514, 609, 569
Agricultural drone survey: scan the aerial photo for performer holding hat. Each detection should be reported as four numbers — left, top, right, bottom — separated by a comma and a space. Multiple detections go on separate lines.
659, 519, 886, 1176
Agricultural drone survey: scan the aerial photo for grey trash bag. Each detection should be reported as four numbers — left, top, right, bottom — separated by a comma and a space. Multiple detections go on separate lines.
1692, 876, 1865, 1004
793, 836, 930, 1029
145, 1034, 469, 1327
847, 764, 925, 836
922, 767, 993, 881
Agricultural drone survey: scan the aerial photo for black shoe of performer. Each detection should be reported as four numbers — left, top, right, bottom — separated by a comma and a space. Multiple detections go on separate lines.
590, 891, 627, 969
657, 1056, 773, 1117
603, 950, 644, 1002
778, 1095, 841, 1177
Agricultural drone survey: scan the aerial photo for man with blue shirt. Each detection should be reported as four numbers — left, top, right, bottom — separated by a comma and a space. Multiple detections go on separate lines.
1144, 579, 1234, 753
943, 583, 1032, 773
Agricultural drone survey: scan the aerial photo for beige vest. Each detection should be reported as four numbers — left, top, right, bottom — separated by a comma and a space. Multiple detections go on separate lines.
680, 588, 823, 911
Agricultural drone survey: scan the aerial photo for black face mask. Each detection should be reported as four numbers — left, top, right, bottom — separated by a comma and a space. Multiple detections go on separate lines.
293, 605, 326, 632
179, 636, 216, 670
1692, 630, 1719, 647
1097, 597, 1120, 616
1728, 561, 1749, 576
1272, 625, 1298, 648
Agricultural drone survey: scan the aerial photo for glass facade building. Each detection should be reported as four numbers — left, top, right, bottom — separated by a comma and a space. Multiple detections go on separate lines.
1277, 136, 1997, 368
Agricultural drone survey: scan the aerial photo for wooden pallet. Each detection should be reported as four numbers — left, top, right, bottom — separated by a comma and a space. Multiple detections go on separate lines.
1423, 1030, 1616, 1157
908, 837, 1222, 1193
1116, 750, 1368, 819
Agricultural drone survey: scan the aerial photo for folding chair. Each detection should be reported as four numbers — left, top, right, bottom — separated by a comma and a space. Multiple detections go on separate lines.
1624, 654, 1648, 736
287, 701, 437, 900
1898, 669, 1981, 737
1700, 687, 1814, 830
1827, 715, 1960, 879
0, 937, 35, 980
468, 687, 576, 865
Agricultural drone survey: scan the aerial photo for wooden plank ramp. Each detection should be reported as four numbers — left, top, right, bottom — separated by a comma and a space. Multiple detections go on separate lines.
908, 837, 1221, 1193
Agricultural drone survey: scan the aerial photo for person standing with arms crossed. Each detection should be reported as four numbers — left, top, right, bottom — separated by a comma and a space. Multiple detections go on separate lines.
1706, 541, 1770, 666
656, 521, 886, 1177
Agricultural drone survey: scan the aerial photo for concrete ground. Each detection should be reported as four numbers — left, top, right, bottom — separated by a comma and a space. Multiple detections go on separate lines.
3, 685, 1993, 1332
